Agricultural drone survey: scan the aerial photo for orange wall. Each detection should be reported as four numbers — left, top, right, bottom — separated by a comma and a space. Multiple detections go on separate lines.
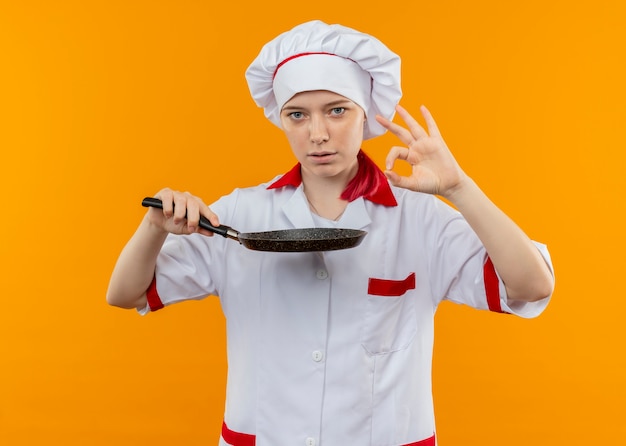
1, 1, 625, 445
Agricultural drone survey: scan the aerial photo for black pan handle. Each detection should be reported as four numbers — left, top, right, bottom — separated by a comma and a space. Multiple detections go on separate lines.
141, 197, 236, 239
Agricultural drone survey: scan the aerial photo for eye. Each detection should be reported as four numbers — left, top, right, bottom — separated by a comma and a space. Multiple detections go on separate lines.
288, 111, 304, 120
330, 107, 345, 116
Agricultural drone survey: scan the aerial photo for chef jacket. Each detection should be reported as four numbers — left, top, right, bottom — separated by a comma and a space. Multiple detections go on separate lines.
143, 162, 553, 446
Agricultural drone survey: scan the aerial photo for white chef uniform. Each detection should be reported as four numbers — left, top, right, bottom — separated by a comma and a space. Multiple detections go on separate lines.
143, 153, 553, 446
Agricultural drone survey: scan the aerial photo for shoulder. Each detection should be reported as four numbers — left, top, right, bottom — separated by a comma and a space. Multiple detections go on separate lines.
379, 186, 466, 237
211, 175, 283, 202
389, 185, 456, 213
210, 176, 298, 217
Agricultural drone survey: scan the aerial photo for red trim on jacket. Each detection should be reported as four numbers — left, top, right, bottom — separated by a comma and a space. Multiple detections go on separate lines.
405, 435, 436, 446
484, 256, 504, 313
221, 421, 434, 446
146, 276, 164, 312
267, 150, 397, 206
222, 422, 256, 446
368, 273, 416, 297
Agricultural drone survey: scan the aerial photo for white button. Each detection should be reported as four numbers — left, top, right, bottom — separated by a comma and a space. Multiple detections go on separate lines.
305, 437, 316, 446
312, 350, 324, 362
316, 269, 328, 280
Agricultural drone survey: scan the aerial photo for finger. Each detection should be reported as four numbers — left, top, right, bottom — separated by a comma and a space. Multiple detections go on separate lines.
201, 206, 220, 228
157, 188, 174, 217
385, 146, 411, 170
188, 199, 219, 235
198, 206, 219, 237
395, 104, 429, 140
383, 170, 417, 191
172, 193, 189, 224
184, 195, 200, 232
419, 105, 442, 138
384, 169, 400, 185
375, 113, 415, 147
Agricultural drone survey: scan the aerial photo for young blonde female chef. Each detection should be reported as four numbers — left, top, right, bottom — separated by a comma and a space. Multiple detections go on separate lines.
107, 20, 555, 446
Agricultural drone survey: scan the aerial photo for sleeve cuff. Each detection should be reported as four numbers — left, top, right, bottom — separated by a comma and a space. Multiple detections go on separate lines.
492, 242, 554, 319
136, 276, 165, 315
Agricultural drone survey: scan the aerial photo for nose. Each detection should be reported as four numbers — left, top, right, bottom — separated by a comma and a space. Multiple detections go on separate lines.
309, 115, 329, 144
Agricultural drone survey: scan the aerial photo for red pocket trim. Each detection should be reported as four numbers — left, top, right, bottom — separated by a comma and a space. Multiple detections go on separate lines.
146, 276, 164, 312
222, 421, 256, 446
368, 273, 416, 297
403, 434, 435, 446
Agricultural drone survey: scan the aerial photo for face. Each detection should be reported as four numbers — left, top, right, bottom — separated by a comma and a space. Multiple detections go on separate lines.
279, 90, 366, 183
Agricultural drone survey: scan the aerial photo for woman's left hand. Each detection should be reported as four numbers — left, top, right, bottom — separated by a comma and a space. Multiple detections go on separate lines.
376, 104, 467, 199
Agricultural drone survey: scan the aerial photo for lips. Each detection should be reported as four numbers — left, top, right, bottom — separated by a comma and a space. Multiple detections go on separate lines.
308, 151, 337, 162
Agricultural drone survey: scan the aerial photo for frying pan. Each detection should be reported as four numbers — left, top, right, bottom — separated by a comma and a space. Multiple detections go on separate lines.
141, 197, 367, 252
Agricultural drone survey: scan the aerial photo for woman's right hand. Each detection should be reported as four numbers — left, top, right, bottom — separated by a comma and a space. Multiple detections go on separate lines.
147, 188, 220, 237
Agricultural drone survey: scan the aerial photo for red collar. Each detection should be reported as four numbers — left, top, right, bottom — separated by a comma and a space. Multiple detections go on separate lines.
267, 150, 397, 206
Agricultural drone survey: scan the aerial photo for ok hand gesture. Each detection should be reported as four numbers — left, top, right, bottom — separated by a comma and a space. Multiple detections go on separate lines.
376, 104, 468, 199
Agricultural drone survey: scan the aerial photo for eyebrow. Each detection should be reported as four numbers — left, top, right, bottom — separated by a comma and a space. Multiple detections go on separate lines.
282, 99, 352, 111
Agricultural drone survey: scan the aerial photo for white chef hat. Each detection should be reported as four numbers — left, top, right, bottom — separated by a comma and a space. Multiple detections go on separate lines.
245, 20, 402, 140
